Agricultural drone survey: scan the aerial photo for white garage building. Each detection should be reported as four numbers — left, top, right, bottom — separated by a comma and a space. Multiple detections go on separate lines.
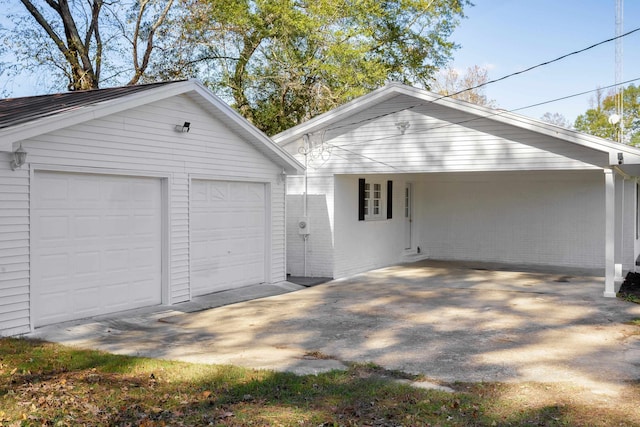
0, 80, 303, 336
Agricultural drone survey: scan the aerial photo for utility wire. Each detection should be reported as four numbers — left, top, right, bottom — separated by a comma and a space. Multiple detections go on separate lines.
446, 27, 640, 100
305, 77, 640, 170
326, 26, 640, 134
334, 76, 640, 149
510, 77, 640, 113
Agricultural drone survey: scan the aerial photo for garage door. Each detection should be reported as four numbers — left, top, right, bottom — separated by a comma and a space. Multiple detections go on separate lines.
32, 171, 162, 327
190, 180, 266, 296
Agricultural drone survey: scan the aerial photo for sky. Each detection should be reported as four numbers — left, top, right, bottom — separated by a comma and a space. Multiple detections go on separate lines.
449, 0, 640, 123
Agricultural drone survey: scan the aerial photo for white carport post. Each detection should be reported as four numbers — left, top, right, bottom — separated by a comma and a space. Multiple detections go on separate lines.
604, 169, 622, 297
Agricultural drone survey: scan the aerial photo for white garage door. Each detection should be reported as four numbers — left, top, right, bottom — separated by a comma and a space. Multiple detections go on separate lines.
190, 180, 266, 296
32, 171, 162, 327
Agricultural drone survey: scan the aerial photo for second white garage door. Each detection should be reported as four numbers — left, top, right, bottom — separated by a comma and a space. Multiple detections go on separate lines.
32, 171, 163, 327
190, 180, 266, 296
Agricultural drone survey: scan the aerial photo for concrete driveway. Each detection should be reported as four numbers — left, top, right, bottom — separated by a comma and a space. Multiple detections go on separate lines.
30, 260, 640, 393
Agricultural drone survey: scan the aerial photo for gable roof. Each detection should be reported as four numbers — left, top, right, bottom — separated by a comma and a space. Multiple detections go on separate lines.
274, 82, 640, 174
0, 81, 186, 130
0, 79, 304, 174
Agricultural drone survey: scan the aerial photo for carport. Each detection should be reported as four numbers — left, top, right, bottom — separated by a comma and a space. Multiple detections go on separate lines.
274, 83, 640, 297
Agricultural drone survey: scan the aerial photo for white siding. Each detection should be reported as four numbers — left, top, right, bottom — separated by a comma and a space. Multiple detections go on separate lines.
171, 175, 190, 303
286, 175, 335, 277
284, 104, 603, 175
414, 171, 606, 270
0, 153, 30, 336
0, 94, 287, 335
282, 102, 607, 279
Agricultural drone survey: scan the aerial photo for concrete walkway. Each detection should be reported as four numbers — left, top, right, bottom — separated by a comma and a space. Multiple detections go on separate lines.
30, 260, 640, 394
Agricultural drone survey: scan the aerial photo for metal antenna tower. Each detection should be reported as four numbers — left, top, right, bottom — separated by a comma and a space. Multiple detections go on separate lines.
615, 0, 624, 143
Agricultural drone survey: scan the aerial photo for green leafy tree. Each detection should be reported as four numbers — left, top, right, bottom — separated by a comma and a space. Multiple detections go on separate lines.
165, 0, 469, 135
574, 84, 640, 146
0, 0, 175, 92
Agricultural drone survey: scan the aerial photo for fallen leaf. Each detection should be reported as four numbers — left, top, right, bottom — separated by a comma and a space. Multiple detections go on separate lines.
202, 390, 212, 398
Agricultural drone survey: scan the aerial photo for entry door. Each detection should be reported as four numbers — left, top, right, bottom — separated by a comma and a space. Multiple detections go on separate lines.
190, 180, 266, 296
404, 183, 413, 249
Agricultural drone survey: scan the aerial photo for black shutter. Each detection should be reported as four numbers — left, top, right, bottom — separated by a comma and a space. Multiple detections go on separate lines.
358, 178, 366, 221
387, 180, 393, 219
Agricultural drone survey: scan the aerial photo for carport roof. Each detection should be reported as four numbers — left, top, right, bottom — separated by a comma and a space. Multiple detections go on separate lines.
0, 79, 304, 175
273, 82, 640, 175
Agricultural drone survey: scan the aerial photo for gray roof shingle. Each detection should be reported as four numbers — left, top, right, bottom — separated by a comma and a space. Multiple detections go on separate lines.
0, 80, 186, 129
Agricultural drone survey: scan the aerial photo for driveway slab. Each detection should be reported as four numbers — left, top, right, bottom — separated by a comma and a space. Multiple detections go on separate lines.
30, 260, 640, 394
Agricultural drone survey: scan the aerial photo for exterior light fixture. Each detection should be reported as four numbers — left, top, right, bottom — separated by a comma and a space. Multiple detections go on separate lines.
278, 169, 287, 183
175, 121, 191, 133
395, 121, 410, 135
10, 144, 27, 170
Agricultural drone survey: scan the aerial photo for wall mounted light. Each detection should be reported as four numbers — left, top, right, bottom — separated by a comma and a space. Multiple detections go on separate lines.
175, 121, 191, 133
278, 169, 287, 184
10, 144, 27, 170
395, 121, 410, 135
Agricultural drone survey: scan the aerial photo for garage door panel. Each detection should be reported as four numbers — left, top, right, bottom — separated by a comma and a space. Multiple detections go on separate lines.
33, 172, 162, 327
191, 180, 266, 296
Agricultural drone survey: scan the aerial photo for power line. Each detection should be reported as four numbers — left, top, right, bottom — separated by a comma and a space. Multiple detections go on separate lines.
447, 26, 640, 100
333, 76, 640, 149
305, 77, 640, 170
326, 26, 640, 134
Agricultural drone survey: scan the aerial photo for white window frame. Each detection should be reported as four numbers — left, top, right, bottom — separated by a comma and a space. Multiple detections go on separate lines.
364, 180, 385, 220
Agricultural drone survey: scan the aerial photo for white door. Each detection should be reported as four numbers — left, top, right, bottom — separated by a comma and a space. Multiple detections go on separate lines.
404, 183, 413, 250
32, 171, 162, 327
190, 180, 266, 296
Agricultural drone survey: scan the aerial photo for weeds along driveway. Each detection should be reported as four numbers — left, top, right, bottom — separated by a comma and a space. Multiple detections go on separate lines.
32, 260, 640, 393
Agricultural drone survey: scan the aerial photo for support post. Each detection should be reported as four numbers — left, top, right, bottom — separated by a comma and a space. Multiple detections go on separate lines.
604, 169, 617, 297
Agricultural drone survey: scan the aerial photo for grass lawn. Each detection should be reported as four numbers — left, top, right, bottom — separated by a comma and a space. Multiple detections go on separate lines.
1, 338, 639, 426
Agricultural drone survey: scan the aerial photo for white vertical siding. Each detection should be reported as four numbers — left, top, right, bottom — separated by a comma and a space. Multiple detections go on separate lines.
0, 154, 30, 336
1, 94, 288, 335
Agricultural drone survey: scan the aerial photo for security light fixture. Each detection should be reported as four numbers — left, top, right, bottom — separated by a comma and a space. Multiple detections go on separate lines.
10, 144, 27, 170
175, 121, 191, 133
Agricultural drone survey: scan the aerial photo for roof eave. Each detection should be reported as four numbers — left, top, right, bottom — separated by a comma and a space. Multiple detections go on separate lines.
0, 79, 304, 174
273, 82, 640, 169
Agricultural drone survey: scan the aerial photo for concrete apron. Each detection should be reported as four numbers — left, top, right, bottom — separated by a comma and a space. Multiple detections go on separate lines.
29, 260, 640, 396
